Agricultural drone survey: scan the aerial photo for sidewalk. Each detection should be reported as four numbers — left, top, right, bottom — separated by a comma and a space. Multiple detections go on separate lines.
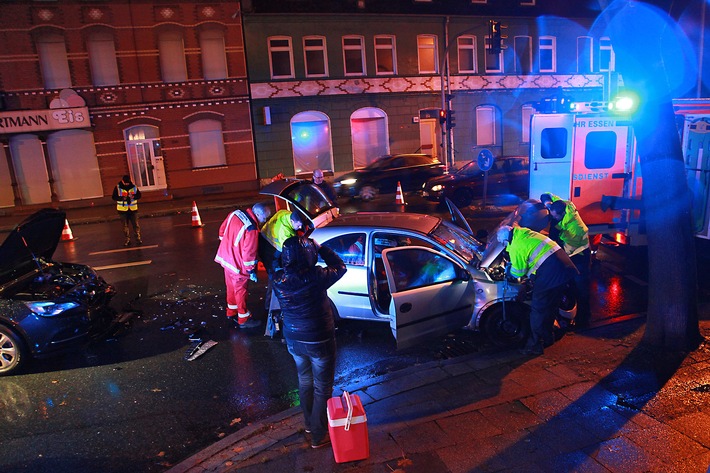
166, 318, 710, 473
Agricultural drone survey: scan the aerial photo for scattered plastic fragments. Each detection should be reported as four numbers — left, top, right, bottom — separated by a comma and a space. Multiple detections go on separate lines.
185, 340, 218, 361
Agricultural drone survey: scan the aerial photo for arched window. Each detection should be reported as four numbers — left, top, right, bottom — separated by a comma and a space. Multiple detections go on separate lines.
158, 30, 187, 82
87, 30, 120, 86
189, 119, 226, 168
199, 27, 228, 80
290, 111, 333, 175
36, 32, 71, 89
351, 108, 389, 168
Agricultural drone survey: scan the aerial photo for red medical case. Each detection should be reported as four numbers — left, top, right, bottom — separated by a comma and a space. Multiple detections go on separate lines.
326, 391, 369, 463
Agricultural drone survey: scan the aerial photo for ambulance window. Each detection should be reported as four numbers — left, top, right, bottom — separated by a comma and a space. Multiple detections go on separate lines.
541, 128, 567, 159
585, 131, 616, 169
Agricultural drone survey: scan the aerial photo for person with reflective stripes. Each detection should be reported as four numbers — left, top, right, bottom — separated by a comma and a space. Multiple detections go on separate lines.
548, 199, 592, 327
111, 175, 142, 247
497, 224, 578, 356
215, 203, 272, 328
259, 210, 304, 275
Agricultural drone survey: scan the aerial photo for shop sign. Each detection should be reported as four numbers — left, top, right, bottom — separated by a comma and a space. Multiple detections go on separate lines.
0, 107, 90, 134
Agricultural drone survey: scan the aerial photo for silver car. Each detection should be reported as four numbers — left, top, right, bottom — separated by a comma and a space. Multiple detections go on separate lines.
261, 180, 530, 349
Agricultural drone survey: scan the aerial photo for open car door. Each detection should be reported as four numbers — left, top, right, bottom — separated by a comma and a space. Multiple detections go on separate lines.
382, 246, 475, 350
260, 179, 339, 230
444, 197, 474, 235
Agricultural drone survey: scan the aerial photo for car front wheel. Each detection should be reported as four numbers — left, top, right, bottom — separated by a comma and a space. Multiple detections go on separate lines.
0, 325, 27, 376
359, 185, 377, 201
482, 302, 529, 347
453, 188, 474, 208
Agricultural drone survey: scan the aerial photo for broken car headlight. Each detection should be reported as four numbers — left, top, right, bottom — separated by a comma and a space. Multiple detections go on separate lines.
25, 301, 80, 317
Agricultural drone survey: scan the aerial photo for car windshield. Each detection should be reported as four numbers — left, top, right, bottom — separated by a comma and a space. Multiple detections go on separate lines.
430, 219, 484, 264
455, 161, 481, 175
365, 156, 394, 170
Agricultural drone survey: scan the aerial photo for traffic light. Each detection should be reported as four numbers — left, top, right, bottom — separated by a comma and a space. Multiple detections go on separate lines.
447, 109, 456, 129
439, 109, 447, 125
488, 20, 507, 54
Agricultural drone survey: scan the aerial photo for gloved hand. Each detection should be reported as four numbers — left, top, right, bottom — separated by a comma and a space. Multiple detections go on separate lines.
249, 272, 258, 283
125, 197, 132, 205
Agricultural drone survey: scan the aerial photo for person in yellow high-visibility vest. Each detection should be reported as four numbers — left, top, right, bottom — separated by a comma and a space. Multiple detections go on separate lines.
548, 199, 592, 327
497, 224, 578, 356
111, 175, 142, 246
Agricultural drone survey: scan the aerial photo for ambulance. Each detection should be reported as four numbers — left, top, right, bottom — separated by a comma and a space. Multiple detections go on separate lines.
673, 98, 710, 239
528, 97, 644, 245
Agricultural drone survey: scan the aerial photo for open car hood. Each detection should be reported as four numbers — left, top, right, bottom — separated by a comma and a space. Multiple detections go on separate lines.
260, 179, 340, 230
0, 208, 65, 285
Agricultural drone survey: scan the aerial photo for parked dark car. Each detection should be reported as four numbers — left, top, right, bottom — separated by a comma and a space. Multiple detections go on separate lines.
0, 209, 117, 376
421, 156, 529, 207
334, 153, 445, 200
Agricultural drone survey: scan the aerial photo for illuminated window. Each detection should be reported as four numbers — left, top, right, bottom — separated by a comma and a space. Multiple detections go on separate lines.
374, 35, 396, 75
158, 30, 187, 82
514, 36, 532, 74
189, 119, 226, 168
599, 37, 615, 72
521, 104, 535, 143
351, 107, 389, 168
539, 36, 556, 73
417, 35, 438, 74
291, 111, 334, 174
36, 33, 71, 89
304, 36, 328, 77
199, 27, 228, 80
577, 36, 593, 73
476, 105, 497, 146
457, 35, 477, 74
343, 36, 366, 76
87, 30, 119, 86
484, 38, 503, 73
268, 36, 294, 79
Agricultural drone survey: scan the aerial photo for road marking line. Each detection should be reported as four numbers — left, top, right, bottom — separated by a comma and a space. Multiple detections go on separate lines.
89, 245, 158, 255
94, 260, 152, 271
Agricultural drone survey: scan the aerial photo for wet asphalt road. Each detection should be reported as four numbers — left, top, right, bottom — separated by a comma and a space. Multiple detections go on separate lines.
0, 194, 653, 472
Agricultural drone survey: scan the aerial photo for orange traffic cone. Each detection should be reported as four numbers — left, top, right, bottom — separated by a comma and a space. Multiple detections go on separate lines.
191, 201, 204, 228
61, 219, 76, 241
395, 181, 406, 206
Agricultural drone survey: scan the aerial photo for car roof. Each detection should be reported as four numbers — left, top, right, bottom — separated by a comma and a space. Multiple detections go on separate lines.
318, 212, 441, 234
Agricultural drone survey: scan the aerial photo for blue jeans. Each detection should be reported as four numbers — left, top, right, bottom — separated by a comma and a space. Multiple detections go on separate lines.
286, 337, 336, 443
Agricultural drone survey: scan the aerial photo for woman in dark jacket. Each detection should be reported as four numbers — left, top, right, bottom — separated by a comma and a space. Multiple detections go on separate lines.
272, 236, 346, 448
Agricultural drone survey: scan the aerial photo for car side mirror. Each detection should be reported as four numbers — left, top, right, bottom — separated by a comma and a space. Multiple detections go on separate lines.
457, 267, 471, 281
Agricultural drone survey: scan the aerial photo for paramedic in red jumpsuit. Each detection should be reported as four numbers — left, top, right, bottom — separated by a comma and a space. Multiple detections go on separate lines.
214, 203, 272, 328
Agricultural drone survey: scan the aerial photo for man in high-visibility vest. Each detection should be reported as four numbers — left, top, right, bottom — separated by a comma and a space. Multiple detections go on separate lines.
259, 209, 305, 275
215, 203, 272, 329
548, 199, 592, 327
112, 175, 142, 246
497, 224, 578, 356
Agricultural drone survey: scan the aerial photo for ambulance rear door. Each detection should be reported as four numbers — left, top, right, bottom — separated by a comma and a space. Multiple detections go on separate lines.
528, 113, 574, 201
570, 116, 633, 226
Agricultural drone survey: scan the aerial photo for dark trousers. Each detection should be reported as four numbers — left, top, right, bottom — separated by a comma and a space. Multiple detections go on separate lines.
527, 282, 567, 349
119, 210, 141, 241
286, 337, 336, 443
570, 249, 591, 325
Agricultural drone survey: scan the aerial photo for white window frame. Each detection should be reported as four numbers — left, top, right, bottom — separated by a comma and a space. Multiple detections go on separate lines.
538, 36, 556, 73
374, 35, 397, 75
484, 38, 503, 73
476, 105, 497, 146
36, 33, 72, 89
188, 119, 227, 168
87, 30, 119, 86
417, 34, 439, 74
342, 35, 366, 76
514, 36, 533, 74
521, 104, 535, 143
577, 36, 593, 73
158, 30, 188, 83
268, 36, 295, 79
599, 36, 615, 72
471, 0, 487, 4
303, 35, 328, 78
199, 27, 228, 80
520, 0, 536, 5
457, 35, 477, 74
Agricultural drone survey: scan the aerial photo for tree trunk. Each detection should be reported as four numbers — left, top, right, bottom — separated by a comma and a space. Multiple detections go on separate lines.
598, 0, 701, 351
